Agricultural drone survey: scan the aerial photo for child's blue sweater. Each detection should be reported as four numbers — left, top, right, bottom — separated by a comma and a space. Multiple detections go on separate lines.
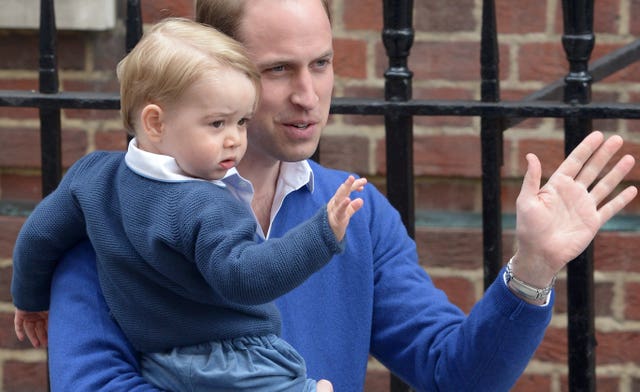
12, 151, 343, 352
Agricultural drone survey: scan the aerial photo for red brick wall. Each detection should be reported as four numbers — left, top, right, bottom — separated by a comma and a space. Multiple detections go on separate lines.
1, 0, 640, 391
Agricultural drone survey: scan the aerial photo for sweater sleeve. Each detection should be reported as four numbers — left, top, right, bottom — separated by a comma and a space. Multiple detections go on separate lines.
11, 155, 95, 311
366, 188, 553, 391
48, 240, 161, 392
182, 188, 344, 305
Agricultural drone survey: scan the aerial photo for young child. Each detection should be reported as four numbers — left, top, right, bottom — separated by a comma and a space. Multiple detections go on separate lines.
11, 17, 365, 392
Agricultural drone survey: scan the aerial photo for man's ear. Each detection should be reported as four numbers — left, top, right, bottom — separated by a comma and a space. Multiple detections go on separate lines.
140, 104, 164, 142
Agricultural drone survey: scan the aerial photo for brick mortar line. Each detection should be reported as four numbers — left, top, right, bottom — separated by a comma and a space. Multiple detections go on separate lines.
526, 360, 640, 375
0, 350, 47, 363
545, 0, 559, 35
420, 267, 483, 280
0, 71, 38, 79
620, 0, 632, 35
0, 119, 39, 128
594, 318, 640, 332
548, 314, 640, 330
0, 303, 16, 312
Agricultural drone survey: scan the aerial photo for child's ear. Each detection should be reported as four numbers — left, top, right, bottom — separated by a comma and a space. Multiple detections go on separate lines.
140, 104, 164, 142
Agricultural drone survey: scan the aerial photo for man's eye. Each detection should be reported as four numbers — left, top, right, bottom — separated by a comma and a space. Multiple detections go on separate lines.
269, 65, 286, 73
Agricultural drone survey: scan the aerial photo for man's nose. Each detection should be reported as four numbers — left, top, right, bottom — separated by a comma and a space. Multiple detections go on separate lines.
290, 69, 319, 110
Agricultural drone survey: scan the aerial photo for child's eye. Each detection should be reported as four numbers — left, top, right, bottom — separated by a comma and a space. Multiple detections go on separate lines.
238, 118, 250, 126
211, 120, 224, 128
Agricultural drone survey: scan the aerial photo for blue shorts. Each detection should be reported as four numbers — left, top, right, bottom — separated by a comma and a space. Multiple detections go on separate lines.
141, 334, 317, 392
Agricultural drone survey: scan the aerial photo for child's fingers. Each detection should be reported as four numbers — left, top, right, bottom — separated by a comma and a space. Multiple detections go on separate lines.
34, 319, 48, 347
14, 320, 25, 342
330, 177, 366, 208
348, 198, 364, 214
327, 176, 367, 242
334, 197, 365, 222
332, 196, 351, 218
328, 177, 353, 212
350, 178, 367, 192
24, 321, 42, 347
14, 310, 48, 348
335, 176, 356, 199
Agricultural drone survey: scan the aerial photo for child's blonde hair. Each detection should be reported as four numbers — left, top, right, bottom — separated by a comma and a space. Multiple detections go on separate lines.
117, 17, 261, 135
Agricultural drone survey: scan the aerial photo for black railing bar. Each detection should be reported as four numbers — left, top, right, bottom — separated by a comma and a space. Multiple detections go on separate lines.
589, 39, 640, 83
330, 98, 640, 118
382, 0, 415, 390
479, 0, 504, 289
4, 39, 636, 114
0, 91, 120, 109
126, 0, 143, 53
2, 40, 635, 119
38, 0, 62, 198
2, 92, 640, 119
505, 39, 640, 129
562, 0, 597, 389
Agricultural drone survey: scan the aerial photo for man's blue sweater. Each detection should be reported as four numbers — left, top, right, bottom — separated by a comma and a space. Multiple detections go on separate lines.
12, 151, 343, 352
46, 159, 554, 392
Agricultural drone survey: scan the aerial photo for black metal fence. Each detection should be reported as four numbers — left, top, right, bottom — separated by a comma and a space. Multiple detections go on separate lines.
1, 0, 640, 391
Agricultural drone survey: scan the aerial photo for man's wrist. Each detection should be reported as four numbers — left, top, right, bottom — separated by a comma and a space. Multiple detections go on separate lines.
504, 257, 556, 305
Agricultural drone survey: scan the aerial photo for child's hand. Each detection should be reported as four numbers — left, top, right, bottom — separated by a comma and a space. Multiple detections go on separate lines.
327, 175, 367, 241
14, 308, 49, 348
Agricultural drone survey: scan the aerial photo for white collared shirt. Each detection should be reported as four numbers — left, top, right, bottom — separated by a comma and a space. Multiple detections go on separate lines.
265, 161, 314, 239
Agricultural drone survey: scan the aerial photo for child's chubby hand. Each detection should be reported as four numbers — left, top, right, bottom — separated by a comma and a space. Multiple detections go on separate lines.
327, 175, 367, 241
14, 308, 49, 348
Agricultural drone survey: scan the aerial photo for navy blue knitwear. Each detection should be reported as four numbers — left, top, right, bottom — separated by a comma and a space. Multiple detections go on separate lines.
12, 151, 343, 353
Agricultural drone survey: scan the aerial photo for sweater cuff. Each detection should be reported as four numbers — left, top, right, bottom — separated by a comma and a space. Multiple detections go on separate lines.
489, 266, 554, 325
320, 205, 346, 254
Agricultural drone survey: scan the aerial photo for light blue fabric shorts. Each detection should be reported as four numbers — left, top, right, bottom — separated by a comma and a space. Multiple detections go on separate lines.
141, 334, 317, 392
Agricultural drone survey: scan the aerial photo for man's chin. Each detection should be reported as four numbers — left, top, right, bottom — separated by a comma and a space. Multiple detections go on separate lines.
280, 145, 319, 162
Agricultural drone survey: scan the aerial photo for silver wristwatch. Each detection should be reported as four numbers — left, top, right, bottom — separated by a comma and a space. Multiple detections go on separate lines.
504, 257, 556, 302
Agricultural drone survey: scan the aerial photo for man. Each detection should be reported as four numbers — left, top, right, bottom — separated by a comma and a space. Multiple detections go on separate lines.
46, 0, 637, 391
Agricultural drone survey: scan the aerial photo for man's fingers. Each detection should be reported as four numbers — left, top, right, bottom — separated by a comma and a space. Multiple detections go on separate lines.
518, 153, 542, 200
554, 131, 604, 179
589, 154, 636, 206
597, 185, 638, 224
574, 134, 624, 189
